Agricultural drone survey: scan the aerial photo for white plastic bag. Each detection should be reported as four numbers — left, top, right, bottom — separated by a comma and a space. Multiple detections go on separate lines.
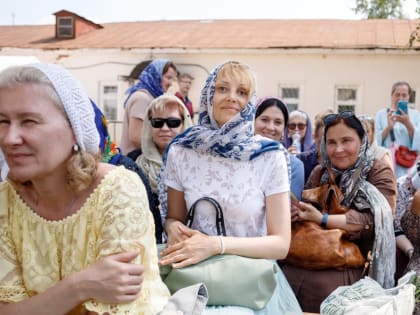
320, 271, 416, 315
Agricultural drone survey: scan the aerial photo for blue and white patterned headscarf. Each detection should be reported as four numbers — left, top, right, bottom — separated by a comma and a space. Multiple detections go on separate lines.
124, 59, 168, 106
162, 61, 280, 161
158, 61, 290, 226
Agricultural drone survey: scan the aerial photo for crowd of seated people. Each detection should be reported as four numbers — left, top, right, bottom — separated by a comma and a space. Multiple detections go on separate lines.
0, 60, 417, 315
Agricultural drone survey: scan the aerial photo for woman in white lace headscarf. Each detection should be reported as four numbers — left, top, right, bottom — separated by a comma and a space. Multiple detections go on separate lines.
0, 63, 171, 314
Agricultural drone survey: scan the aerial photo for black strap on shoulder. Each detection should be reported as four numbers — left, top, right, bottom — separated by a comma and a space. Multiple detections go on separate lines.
389, 128, 396, 142
185, 196, 227, 236
387, 108, 396, 142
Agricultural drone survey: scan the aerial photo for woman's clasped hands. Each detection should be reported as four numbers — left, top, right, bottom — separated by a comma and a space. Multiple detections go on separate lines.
291, 201, 323, 225
159, 224, 221, 269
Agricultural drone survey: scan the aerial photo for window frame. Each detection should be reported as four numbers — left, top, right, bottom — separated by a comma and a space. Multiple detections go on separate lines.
56, 16, 74, 38
98, 81, 119, 121
278, 84, 302, 112
334, 85, 360, 113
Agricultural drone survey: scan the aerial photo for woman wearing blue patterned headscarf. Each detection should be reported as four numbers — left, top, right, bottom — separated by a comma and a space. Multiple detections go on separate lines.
120, 59, 177, 154
158, 61, 302, 314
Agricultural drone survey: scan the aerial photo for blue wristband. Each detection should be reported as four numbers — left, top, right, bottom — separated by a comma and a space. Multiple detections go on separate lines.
321, 213, 329, 228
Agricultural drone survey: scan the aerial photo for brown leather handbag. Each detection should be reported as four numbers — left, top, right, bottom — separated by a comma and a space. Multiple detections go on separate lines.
286, 168, 365, 270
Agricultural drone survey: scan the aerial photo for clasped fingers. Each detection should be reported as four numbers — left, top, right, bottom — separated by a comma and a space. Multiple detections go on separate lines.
160, 236, 214, 268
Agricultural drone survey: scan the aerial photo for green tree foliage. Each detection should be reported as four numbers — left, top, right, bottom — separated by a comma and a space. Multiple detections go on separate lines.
409, 0, 420, 46
353, 0, 404, 18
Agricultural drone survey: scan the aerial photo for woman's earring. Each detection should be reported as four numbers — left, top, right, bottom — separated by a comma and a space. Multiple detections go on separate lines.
73, 143, 79, 153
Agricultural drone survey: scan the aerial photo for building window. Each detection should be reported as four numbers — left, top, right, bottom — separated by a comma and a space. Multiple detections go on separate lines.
335, 86, 358, 113
409, 90, 416, 106
57, 17, 74, 38
99, 83, 118, 121
279, 86, 301, 112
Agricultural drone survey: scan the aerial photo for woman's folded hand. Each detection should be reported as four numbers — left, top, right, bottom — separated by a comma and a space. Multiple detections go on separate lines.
159, 226, 220, 268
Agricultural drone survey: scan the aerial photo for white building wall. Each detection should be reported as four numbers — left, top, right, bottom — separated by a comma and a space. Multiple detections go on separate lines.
1, 48, 419, 144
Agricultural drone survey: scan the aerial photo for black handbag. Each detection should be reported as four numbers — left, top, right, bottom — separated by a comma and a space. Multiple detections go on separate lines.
185, 196, 226, 235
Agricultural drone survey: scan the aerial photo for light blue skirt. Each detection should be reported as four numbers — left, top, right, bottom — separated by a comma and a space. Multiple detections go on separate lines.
203, 266, 303, 315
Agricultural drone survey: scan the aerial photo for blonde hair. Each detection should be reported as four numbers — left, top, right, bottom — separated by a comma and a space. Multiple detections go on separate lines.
0, 65, 98, 192
147, 94, 188, 120
217, 61, 255, 101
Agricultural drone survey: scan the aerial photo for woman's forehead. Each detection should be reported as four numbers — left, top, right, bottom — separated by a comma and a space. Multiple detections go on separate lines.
263, 105, 284, 117
289, 116, 306, 123
326, 121, 357, 136
215, 75, 248, 87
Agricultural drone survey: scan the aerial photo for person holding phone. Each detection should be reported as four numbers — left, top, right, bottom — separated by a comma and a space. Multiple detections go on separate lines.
375, 81, 420, 178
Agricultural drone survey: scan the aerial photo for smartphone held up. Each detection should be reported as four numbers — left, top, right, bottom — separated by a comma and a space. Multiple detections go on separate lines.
394, 100, 409, 115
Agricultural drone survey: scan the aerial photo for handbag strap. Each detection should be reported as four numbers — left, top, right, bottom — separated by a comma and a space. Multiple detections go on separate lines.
390, 128, 396, 143
186, 197, 227, 236
386, 109, 396, 143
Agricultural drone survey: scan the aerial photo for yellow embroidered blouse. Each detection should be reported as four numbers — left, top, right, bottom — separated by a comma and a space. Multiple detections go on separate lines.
0, 166, 170, 314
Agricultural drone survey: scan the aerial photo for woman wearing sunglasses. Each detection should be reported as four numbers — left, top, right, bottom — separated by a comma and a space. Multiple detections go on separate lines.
135, 94, 192, 242
285, 110, 318, 183
282, 110, 396, 312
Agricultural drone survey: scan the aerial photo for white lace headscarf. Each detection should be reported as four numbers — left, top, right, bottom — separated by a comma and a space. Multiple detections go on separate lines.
30, 63, 99, 154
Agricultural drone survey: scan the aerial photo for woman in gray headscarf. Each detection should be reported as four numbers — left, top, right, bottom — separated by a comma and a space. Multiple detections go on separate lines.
283, 111, 396, 312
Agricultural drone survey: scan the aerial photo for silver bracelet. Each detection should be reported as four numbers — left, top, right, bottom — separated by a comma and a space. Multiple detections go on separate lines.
219, 236, 225, 255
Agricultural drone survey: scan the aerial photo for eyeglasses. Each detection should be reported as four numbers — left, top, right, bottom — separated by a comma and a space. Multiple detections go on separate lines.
288, 123, 306, 130
323, 110, 355, 127
150, 117, 182, 128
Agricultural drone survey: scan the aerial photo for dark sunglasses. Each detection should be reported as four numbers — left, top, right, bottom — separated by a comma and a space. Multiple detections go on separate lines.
150, 117, 182, 128
288, 123, 306, 130
323, 110, 355, 127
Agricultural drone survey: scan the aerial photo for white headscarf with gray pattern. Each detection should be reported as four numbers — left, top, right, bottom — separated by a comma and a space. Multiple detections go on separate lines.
321, 115, 395, 288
